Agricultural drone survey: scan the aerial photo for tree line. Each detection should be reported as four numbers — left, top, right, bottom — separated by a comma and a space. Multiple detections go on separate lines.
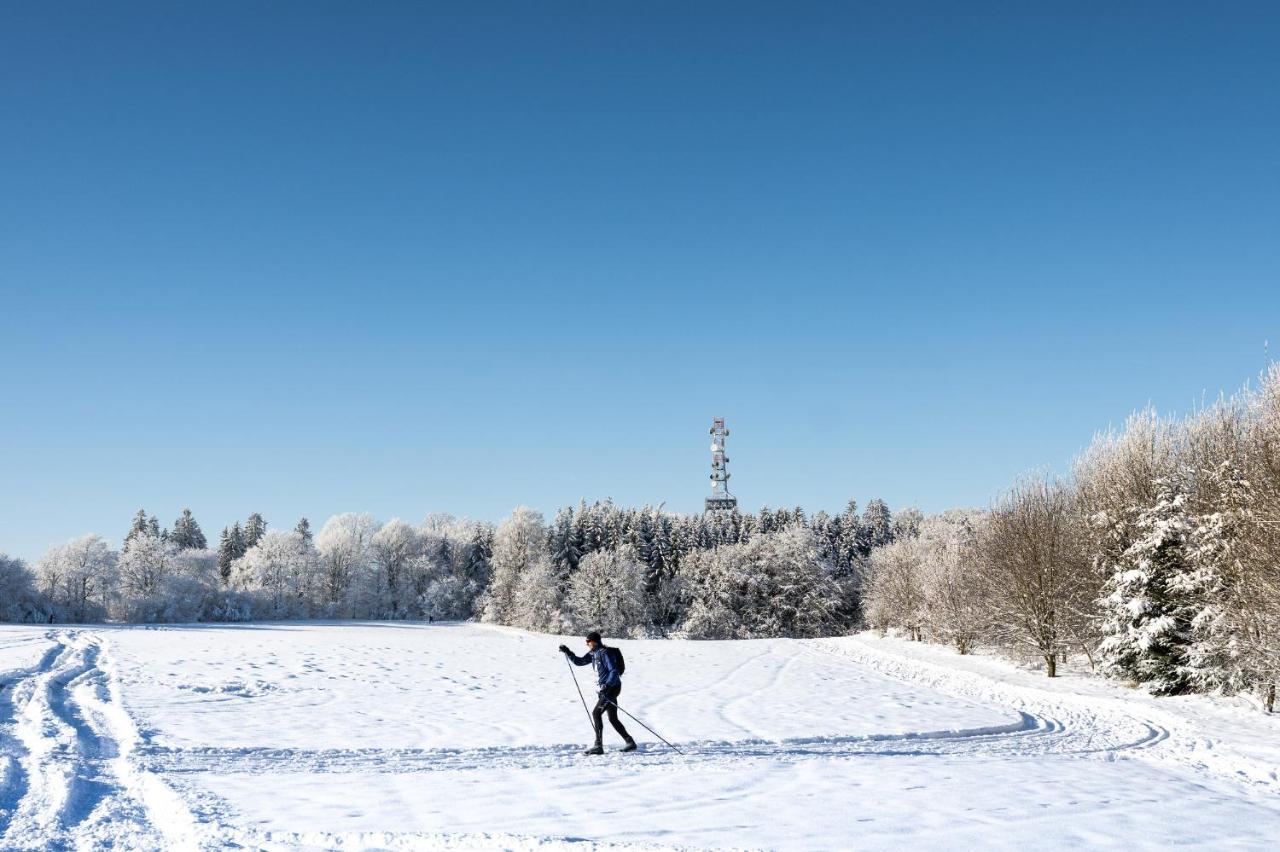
0, 498, 912, 638
864, 365, 1280, 712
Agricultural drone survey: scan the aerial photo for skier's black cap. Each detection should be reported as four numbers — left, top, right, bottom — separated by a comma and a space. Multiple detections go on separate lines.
586, 631, 602, 644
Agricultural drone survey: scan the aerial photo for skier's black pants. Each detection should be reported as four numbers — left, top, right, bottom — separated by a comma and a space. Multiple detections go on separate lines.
592, 684, 630, 744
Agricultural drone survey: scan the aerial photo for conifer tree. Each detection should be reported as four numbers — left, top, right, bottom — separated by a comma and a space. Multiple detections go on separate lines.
170, 508, 207, 550
244, 513, 267, 549
125, 509, 149, 549
1098, 477, 1196, 695
295, 517, 313, 548
217, 526, 237, 585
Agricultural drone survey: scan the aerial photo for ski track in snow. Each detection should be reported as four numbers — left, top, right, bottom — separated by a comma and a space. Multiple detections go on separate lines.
809, 636, 1280, 793
0, 630, 201, 851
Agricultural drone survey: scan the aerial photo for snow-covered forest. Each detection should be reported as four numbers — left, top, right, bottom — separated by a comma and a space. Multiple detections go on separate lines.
4, 366, 1280, 712
0, 497, 907, 640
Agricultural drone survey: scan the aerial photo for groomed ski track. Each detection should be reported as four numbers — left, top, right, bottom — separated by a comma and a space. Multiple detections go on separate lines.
1, 627, 1276, 849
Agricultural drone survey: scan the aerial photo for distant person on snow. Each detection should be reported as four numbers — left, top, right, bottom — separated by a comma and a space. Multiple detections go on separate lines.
559, 631, 636, 755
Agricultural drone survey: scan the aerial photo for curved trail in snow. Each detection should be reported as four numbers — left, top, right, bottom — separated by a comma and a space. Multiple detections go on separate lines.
809, 635, 1280, 794
0, 631, 201, 851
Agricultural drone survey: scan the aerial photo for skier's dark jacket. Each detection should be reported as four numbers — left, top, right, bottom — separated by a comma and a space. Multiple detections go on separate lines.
566, 645, 622, 689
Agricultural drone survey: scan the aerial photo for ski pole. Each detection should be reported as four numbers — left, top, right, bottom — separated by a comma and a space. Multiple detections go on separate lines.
565, 654, 596, 732
605, 698, 684, 755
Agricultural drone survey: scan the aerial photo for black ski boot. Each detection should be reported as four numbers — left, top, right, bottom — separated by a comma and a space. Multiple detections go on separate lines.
619, 738, 637, 753
584, 744, 604, 755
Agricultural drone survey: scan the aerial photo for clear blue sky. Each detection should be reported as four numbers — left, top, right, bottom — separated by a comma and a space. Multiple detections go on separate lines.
2, 2, 1278, 561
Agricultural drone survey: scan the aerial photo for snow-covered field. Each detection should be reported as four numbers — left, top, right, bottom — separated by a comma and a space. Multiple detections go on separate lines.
1, 623, 1278, 850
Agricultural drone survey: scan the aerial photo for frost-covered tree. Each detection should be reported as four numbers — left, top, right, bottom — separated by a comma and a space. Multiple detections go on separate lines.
566, 546, 647, 636
294, 517, 313, 548
35, 534, 117, 622
170, 508, 207, 550
864, 536, 927, 640
891, 507, 923, 540
0, 554, 50, 622
233, 530, 321, 618
513, 553, 566, 633
482, 506, 547, 624
370, 519, 422, 618
117, 532, 178, 604
680, 527, 846, 639
315, 513, 379, 617
918, 510, 986, 654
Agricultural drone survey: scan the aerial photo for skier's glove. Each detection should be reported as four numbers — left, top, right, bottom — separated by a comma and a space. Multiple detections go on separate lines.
558, 644, 570, 655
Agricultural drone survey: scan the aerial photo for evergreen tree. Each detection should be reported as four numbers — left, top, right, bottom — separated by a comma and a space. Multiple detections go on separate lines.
548, 506, 577, 574
1098, 477, 1196, 695
146, 514, 162, 539
294, 517, 313, 548
217, 526, 238, 585
862, 499, 894, 553
244, 513, 267, 549
836, 500, 861, 568
125, 509, 150, 549
170, 508, 207, 550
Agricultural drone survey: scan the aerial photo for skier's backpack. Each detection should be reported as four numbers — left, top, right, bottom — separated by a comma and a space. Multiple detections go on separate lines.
607, 646, 625, 675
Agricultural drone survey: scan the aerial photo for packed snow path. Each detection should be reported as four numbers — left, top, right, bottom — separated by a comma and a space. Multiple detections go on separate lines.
2, 623, 1278, 850
0, 630, 197, 851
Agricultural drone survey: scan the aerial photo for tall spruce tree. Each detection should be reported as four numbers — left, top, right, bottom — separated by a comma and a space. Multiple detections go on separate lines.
294, 517, 313, 548
217, 526, 237, 585
244, 513, 267, 549
125, 509, 150, 549
861, 499, 894, 553
170, 508, 207, 550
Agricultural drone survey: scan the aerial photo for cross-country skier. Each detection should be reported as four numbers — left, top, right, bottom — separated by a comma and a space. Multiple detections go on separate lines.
559, 631, 637, 755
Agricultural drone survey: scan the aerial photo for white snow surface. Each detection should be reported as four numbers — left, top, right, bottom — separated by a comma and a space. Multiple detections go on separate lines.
0, 622, 1277, 850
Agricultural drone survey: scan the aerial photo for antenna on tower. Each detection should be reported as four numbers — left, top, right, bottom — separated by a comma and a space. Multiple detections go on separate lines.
705, 417, 738, 514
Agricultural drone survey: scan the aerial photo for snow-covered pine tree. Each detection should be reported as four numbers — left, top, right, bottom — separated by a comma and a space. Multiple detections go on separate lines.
862, 499, 894, 553
1097, 476, 1196, 695
836, 500, 861, 568
146, 514, 162, 539
217, 526, 237, 585
170, 508, 207, 550
125, 509, 150, 549
548, 506, 577, 574
244, 513, 267, 549
295, 517, 313, 548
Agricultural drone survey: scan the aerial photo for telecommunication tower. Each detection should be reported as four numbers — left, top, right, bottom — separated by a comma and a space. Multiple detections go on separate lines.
705, 417, 737, 513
